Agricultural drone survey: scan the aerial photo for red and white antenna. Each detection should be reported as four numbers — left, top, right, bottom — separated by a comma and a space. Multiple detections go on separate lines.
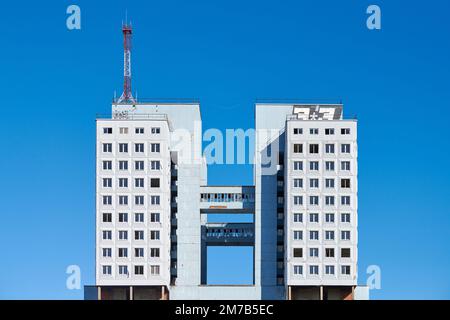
117, 15, 136, 103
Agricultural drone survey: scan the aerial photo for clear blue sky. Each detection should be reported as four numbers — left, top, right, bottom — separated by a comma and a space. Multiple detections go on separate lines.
0, 0, 449, 300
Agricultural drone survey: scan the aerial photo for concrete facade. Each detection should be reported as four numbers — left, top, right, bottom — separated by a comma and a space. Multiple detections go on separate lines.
88, 101, 368, 300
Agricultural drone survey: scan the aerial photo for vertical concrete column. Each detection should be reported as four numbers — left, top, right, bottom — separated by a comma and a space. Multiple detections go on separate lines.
161, 286, 166, 300
287, 286, 292, 300
97, 286, 102, 300
320, 286, 324, 300
129, 286, 133, 300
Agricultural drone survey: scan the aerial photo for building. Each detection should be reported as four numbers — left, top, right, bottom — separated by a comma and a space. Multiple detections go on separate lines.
84, 24, 369, 300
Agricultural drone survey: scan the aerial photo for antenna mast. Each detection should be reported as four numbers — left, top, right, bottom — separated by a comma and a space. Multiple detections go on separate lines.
117, 19, 136, 103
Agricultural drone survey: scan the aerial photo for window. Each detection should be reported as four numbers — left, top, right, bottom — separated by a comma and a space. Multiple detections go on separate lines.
293, 265, 303, 275
135, 230, 144, 240
293, 161, 303, 171
118, 265, 128, 275
293, 128, 303, 135
341, 144, 351, 154
309, 144, 319, 154
150, 265, 160, 275
118, 248, 128, 257
309, 196, 319, 206
103, 143, 112, 153
103, 178, 112, 188
135, 178, 144, 188
341, 128, 350, 135
341, 231, 351, 240
325, 265, 335, 275
310, 128, 319, 135
293, 213, 303, 223
150, 213, 160, 223
325, 248, 335, 258
135, 248, 144, 257
103, 127, 112, 134
102, 265, 112, 275
150, 178, 160, 188
293, 178, 303, 188
135, 161, 144, 171
119, 143, 128, 153
118, 213, 128, 223
325, 161, 335, 171
102, 213, 112, 223
135, 127, 144, 134
309, 248, 319, 257
150, 248, 160, 258
118, 230, 128, 240
293, 144, 303, 153
341, 196, 351, 206
118, 195, 128, 205
293, 248, 303, 258
151, 196, 160, 205
135, 143, 144, 153
325, 178, 335, 188
341, 161, 351, 171
135, 196, 144, 206
118, 178, 128, 188
102, 230, 112, 240
341, 179, 351, 188
103, 161, 112, 170
119, 161, 128, 170
150, 230, 160, 240
309, 265, 319, 275
325, 128, 335, 135
151, 127, 161, 134
341, 248, 351, 258
309, 178, 319, 189
325, 213, 335, 223
341, 265, 351, 275
294, 196, 303, 205
102, 196, 112, 205
293, 231, 303, 240
309, 231, 319, 240
325, 196, 335, 206
151, 161, 161, 170
325, 144, 335, 154
135, 266, 144, 275
309, 213, 319, 223
341, 213, 351, 223
325, 230, 335, 240
151, 143, 160, 153
309, 161, 319, 171
119, 127, 128, 134
102, 248, 112, 258
135, 213, 144, 223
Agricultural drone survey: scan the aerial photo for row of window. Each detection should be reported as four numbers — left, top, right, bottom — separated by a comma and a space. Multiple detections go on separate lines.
102, 212, 161, 223
103, 127, 161, 135
102, 160, 162, 171
102, 265, 160, 276
101, 230, 162, 241
292, 264, 352, 276
292, 230, 352, 241
102, 247, 161, 258
293, 212, 351, 224
293, 160, 351, 171
102, 177, 161, 188
101, 142, 161, 153
101, 195, 162, 206
293, 195, 352, 206
293, 143, 352, 154
293, 178, 351, 189
293, 247, 351, 259
293, 128, 351, 136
